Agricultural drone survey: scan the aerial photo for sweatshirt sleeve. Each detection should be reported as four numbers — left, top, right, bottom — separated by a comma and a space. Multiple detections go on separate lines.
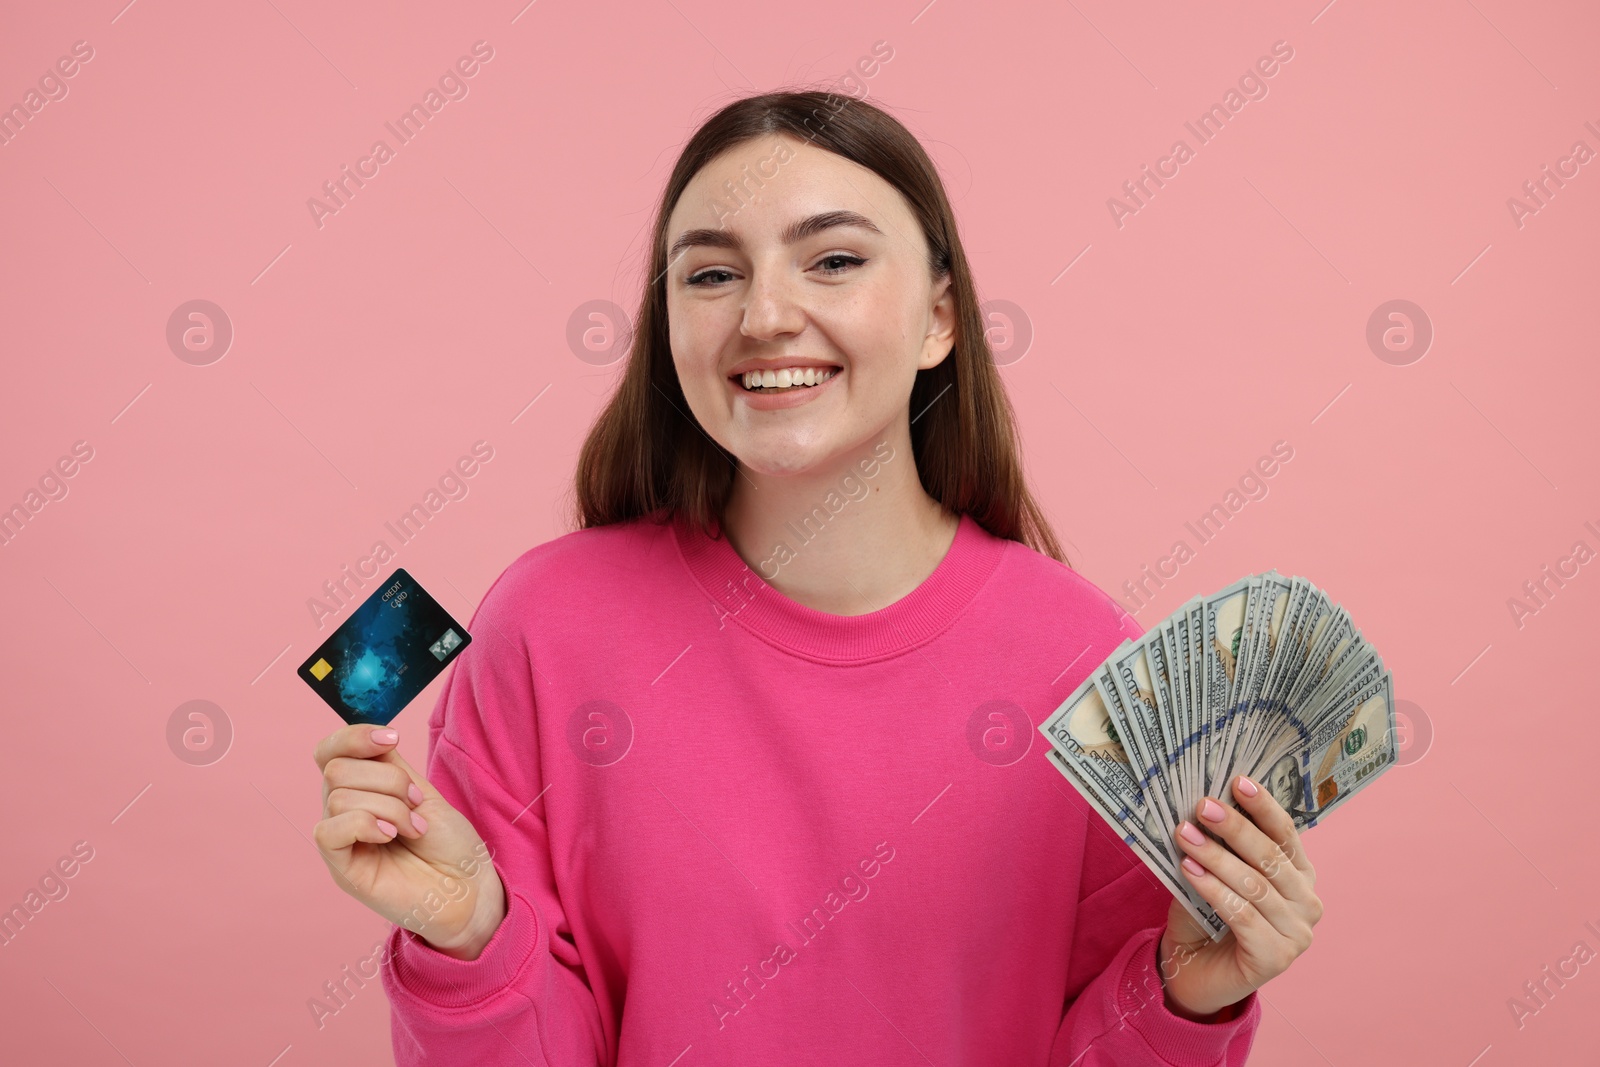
378, 579, 609, 1066
1048, 600, 1261, 1065
1047, 823, 1261, 1066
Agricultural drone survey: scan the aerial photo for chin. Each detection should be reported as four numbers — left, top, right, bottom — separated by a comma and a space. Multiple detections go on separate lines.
724, 432, 833, 475
737, 451, 824, 478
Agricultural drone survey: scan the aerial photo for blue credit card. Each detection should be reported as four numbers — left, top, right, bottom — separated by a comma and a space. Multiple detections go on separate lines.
297, 568, 472, 726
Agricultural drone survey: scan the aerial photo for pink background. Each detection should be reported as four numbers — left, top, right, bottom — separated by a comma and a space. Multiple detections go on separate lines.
2, 0, 1596, 1063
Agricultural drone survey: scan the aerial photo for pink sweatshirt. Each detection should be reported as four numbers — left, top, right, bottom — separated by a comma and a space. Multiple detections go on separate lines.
379, 512, 1262, 1065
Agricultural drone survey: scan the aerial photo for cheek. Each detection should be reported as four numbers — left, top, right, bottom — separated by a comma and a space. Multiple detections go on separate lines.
668, 308, 723, 382
820, 298, 916, 379
844, 273, 930, 368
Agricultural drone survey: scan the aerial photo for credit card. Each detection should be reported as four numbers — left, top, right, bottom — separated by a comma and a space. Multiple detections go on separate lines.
297, 568, 472, 726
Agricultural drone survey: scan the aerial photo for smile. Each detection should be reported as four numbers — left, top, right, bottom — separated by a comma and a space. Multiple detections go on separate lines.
734, 366, 839, 392
726, 364, 842, 409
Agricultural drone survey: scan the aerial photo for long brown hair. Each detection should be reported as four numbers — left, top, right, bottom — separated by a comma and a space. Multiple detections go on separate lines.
572, 89, 1068, 565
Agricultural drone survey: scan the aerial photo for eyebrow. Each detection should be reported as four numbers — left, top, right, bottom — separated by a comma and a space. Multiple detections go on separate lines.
666, 209, 884, 263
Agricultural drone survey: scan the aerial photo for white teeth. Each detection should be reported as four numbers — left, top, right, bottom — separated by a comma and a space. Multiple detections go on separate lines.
739, 367, 837, 390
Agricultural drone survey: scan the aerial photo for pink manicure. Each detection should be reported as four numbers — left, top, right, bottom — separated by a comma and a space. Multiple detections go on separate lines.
375, 819, 398, 837
371, 729, 398, 745
1181, 857, 1206, 877
1200, 798, 1226, 823
411, 812, 428, 834
1236, 775, 1259, 798
1179, 821, 1206, 846
408, 783, 424, 805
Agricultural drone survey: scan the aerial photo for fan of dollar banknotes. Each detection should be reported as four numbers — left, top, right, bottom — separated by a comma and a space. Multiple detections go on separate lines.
1039, 570, 1398, 941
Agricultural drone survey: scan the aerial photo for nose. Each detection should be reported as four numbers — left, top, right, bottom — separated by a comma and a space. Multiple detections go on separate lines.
739, 265, 806, 342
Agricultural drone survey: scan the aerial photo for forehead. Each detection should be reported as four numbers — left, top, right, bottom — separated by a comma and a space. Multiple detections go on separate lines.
666, 134, 910, 240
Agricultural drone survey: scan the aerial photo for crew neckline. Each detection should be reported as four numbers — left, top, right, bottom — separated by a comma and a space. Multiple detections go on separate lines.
672, 511, 1008, 663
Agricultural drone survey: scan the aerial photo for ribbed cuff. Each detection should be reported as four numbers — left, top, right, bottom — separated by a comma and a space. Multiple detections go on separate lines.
1115, 928, 1261, 1066
382, 890, 543, 1010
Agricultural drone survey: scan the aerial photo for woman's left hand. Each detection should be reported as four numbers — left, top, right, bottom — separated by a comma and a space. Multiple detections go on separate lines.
1157, 773, 1323, 1019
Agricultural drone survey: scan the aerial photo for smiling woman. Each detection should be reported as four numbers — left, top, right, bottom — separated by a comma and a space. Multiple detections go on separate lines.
573, 97, 1066, 573
315, 90, 1291, 1067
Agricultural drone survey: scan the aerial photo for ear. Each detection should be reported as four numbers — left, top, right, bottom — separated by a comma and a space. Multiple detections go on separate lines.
917, 275, 957, 371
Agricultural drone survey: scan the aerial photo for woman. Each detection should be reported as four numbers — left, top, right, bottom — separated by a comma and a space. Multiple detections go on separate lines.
312, 90, 1321, 1065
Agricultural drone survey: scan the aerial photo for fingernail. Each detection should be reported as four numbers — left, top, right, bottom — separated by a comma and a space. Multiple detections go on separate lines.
372, 729, 398, 745
1179, 821, 1206, 846
375, 819, 398, 837
1237, 775, 1259, 798
410, 812, 428, 834
408, 783, 424, 805
1200, 798, 1226, 823
1181, 856, 1206, 877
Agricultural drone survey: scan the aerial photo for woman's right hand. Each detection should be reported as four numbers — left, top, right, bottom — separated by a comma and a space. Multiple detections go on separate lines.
312, 723, 507, 960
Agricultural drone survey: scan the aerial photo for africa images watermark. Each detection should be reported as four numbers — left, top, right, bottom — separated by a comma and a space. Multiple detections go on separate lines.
307, 838, 496, 1031
1505, 916, 1600, 1032
1505, 519, 1599, 631
1119, 440, 1296, 617
0, 439, 96, 549
0, 39, 95, 149
305, 41, 496, 229
1, 840, 96, 949
756, 440, 896, 581
709, 840, 897, 1031
709, 440, 896, 631
684, 39, 894, 258
307, 932, 394, 1032
1505, 119, 1600, 231
305, 440, 495, 628
1107, 39, 1296, 229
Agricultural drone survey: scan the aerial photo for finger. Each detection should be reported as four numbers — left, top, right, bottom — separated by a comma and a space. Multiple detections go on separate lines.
313, 808, 404, 861
313, 723, 401, 773
325, 786, 429, 840
1179, 854, 1307, 981
1176, 852, 1279, 950
383, 746, 447, 804
1194, 792, 1314, 904
1174, 820, 1305, 940
1232, 774, 1316, 883
324, 755, 424, 807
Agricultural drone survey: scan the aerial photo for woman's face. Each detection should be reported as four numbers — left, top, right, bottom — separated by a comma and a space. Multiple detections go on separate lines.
662, 133, 955, 478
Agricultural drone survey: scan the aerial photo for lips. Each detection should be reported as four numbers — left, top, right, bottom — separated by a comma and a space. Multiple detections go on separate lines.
726, 357, 840, 373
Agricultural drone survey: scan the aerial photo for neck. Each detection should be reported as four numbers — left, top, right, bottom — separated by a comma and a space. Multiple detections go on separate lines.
720, 426, 959, 616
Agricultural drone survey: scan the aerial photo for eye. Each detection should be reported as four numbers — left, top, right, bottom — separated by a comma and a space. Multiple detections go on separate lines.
685, 254, 867, 287
813, 253, 866, 276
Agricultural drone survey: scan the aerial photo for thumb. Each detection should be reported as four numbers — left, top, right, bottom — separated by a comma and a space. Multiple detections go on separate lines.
1165, 896, 1209, 946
